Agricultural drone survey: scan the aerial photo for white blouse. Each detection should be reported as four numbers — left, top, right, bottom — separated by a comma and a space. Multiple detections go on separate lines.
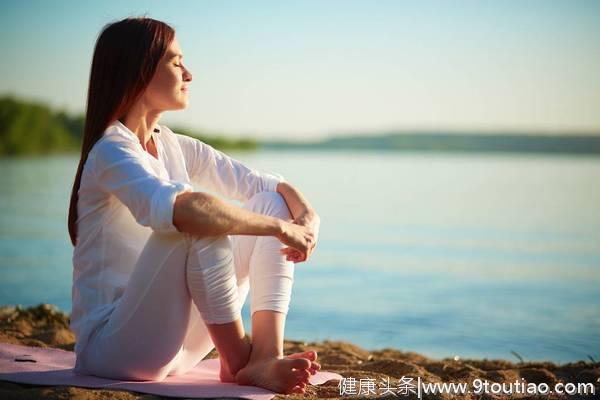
70, 119, 284, 364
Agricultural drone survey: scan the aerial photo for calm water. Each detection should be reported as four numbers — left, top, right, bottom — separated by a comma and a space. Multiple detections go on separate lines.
0, 150, 599, 364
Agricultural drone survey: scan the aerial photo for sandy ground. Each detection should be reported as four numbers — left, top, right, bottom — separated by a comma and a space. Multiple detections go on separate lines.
0, 304, 598, 399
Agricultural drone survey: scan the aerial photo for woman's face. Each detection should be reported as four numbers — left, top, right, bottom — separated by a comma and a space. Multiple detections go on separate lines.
143, 37, 192, 111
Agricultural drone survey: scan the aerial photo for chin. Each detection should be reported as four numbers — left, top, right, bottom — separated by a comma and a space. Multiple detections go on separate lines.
177, 98, 189, 109
168, 101, 188, 111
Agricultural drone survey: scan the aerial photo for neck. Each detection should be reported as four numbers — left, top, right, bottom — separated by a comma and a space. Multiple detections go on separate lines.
120, 104, 162, 149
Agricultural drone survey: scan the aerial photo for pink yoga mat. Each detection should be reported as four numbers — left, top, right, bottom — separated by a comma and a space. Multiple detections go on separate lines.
0, 343, 343, 399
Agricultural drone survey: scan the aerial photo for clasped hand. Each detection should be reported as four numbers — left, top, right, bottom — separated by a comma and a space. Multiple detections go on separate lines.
277, 212, 320, 263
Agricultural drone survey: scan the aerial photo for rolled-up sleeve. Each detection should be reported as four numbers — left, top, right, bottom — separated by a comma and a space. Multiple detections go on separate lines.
92, 138, 193, 233
176, 133, 286, 202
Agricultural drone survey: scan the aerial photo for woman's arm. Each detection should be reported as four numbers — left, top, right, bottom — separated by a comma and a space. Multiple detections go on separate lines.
173, 191, 315, 258
175, 133, 280, 201
275, 181, 317, 222
275, 181, 321, 262
174, 133, 318, 257
173, 191, 282, 237
92, 134, 309, 249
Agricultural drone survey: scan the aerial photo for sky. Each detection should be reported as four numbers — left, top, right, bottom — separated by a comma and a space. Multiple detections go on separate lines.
1, 0, 599, 141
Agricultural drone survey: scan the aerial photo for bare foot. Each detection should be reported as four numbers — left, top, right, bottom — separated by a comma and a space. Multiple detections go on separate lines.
286, 350, 321, 375
235, 355, 313, 394
219, 350, 321, 383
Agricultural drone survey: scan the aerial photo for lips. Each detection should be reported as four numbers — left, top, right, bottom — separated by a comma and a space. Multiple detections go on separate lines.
181, 86, 189, 92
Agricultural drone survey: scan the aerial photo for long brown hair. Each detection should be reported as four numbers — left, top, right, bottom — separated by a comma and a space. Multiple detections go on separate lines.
67, 16, 175, 246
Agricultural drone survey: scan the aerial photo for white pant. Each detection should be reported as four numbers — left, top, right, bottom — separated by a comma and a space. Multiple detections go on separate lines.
80, 191, 295, 381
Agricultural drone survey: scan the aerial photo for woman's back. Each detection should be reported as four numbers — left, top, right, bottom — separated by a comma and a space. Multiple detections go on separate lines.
71, 119, 193, 357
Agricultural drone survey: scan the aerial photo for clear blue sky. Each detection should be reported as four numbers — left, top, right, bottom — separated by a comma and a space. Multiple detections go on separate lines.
1, 0, 599, 140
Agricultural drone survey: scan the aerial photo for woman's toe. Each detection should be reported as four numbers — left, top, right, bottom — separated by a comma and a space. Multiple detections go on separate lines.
303, 370, 311, 381
296, 368, 311, 383
289, 358, 311, 370
290, 384, 306, 394
288, 350, 318, 361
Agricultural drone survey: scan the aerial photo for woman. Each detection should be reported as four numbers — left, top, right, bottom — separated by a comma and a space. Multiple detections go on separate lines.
67, 16, 321, 395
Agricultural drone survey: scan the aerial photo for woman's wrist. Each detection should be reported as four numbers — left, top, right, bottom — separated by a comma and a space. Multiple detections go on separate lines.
273, 217, 287, 239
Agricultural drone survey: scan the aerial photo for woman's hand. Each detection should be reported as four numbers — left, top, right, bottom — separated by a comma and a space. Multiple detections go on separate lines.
277, 212, 320, 263
272, 181, 320, 263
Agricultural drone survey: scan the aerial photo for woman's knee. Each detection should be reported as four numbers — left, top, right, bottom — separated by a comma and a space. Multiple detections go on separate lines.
186, 235, 241, 324
245, 191, 292, 220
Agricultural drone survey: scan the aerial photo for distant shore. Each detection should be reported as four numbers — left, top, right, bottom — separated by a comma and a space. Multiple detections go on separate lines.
262, 132, 600, 155
3, 95, 600, 157
1, 304, 598, 399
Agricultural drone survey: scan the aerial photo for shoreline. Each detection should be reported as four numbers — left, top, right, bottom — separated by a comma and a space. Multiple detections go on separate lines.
1, 303, 598, 399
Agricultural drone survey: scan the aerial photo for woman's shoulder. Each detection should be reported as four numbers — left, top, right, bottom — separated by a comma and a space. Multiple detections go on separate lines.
158, 124, 191, 143
102, 120, 142, 145
86, 124, 147, 174
159, 124, 205, 155
91, 121, 140, 153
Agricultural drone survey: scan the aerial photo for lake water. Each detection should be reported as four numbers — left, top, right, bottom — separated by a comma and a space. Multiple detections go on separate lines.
0, 150, 598, 364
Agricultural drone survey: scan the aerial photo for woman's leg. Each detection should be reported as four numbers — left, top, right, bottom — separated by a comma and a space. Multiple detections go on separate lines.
80, 231, 198, 381
228, 192, 315, 393
171, 191, 319, 393
79, 191, 314, 391
80, 228, 257, 382
233, 191, 296, 359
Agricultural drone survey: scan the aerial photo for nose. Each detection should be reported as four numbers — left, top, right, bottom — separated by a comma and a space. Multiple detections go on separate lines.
183, 66, 192, 82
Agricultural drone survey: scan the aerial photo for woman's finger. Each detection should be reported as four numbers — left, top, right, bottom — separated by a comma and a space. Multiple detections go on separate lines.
280, 242, 312, 262
280, 247, 296, 255
289, 250, 305, 262
281, 247, 304, 262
